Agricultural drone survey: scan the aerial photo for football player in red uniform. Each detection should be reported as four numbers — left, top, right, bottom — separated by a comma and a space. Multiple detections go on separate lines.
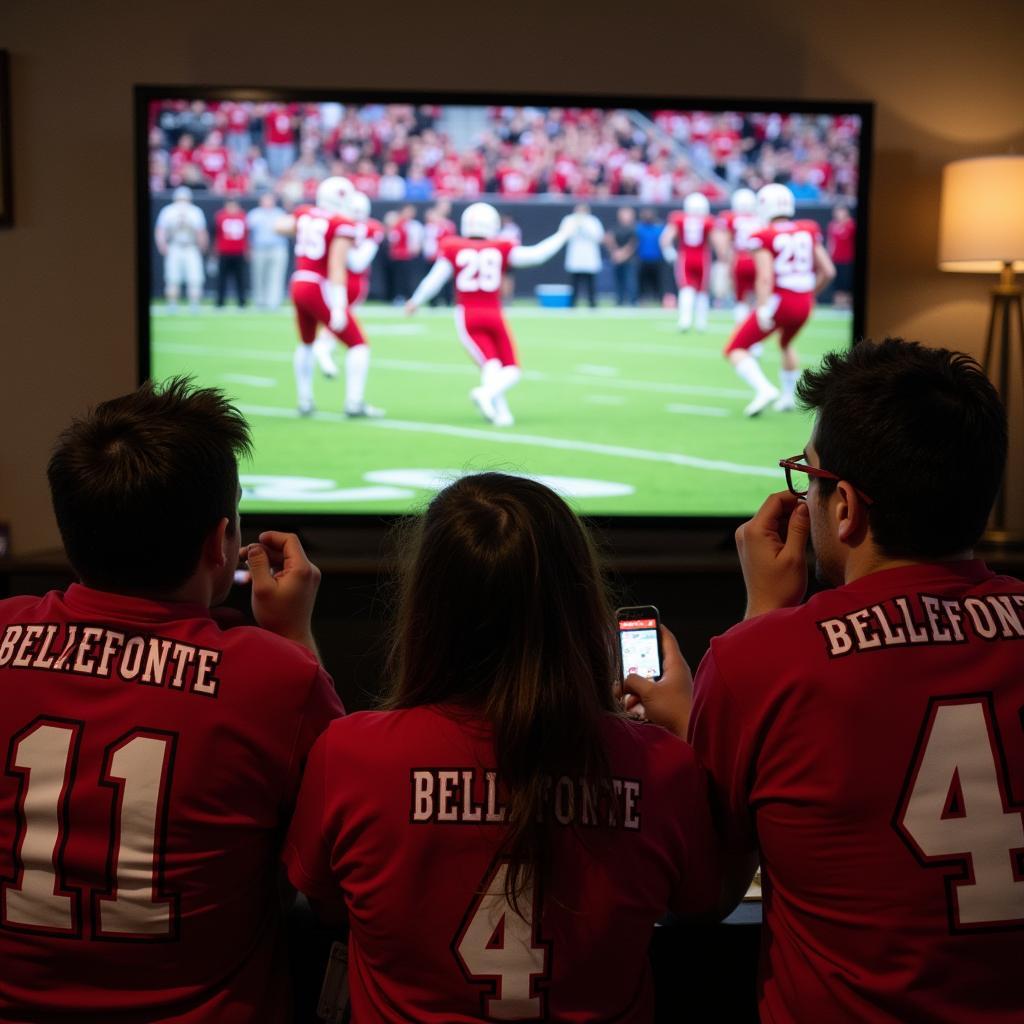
713, 187, 762, 324
0, 379, 343, 1022
405, 203, 571, 427
724, 183, 836, 416
660, 192, 715, 331
284, 473, 719, 1023
624, 339, 1021, 1024
311, 191, 386, 410
277, 177, 382, 418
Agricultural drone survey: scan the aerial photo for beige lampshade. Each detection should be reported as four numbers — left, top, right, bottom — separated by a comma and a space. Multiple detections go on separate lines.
938, 156, 1024, 273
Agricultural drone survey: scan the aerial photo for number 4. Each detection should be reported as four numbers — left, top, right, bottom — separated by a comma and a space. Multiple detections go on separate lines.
895, 696, 1024, 930
453, 859, 551, 1021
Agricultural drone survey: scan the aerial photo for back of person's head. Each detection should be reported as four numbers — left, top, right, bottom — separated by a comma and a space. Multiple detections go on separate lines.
386, 473, 618, 908
48, 377, 252, 594
797, 338, 1007, 557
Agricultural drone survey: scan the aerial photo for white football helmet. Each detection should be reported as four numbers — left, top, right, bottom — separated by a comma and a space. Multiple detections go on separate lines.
731, 188, 757, 215
757, 183, 795, 221
344, 191, 371, 222
683, 192, 710, 216
461, 202, 501, 240
316, 176, 354, 214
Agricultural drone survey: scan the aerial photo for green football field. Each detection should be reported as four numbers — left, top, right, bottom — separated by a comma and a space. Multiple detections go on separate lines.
151, 302, 851, 517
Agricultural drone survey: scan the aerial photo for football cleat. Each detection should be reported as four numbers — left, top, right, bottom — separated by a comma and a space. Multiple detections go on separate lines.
772, 394, 797, 412
470, 387, 498, 423
744, 386, 781, 418
297, 401, 315, 417
344, 402, 385, 419
493, 407, 515, 428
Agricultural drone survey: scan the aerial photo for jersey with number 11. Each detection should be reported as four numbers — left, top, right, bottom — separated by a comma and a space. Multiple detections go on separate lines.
440, 236, 516, 310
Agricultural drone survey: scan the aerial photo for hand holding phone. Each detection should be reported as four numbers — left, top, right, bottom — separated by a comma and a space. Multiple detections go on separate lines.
620, 624, 693, 740
616, 605, 663, 681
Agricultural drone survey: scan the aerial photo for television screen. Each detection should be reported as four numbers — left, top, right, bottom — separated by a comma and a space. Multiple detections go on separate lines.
138, 89, 871, 520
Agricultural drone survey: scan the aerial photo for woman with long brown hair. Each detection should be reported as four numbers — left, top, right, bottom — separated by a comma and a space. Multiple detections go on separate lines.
284, 473, 718, 1021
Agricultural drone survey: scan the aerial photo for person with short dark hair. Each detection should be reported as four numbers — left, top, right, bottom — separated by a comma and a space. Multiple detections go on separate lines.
625, 338, 1022, 1024
284, 473, 719, 1021
606, 206, 639, 306
0, 378, 343, 1022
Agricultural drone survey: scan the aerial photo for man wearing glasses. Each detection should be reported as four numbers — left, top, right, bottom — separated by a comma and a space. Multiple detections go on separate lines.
625, 338, 1022, 1023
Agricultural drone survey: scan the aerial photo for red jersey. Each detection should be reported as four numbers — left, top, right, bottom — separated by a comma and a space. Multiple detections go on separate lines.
351, 172, 380, 197
213, 170, 251, 196
709, 129, 741, 163
347, 217, 385, 303
214, 210, 247, 255
827, 217, 856, 264
195, 144, 229, 181
667, 211, 715, 256
717, 210, 762, 258
495, 166, 536, 197
284, 706, 719, 1023
0, 585, 343, 1022
689, 561, 1024, 1024
292, 204, 359, 278
264, 106, 295, 145
387, 217, 419, 261
750, 219, 823, 293
423, 217, 456, 262
439, 236, 516, 311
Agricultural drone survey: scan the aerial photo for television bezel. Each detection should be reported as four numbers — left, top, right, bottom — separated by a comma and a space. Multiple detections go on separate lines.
135, 84, 873, 537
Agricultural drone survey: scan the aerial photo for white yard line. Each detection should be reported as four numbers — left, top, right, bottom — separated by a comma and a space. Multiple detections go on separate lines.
155, 341, 750, 397
236, 405, 778, 478
221, 373, 278, 388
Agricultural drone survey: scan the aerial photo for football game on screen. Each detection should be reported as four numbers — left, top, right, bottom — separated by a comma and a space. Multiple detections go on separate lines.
145, 98, 864, 517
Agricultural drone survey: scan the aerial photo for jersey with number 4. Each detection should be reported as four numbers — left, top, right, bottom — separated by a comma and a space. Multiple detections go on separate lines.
689, 560, 1024, 1024
750, 219, 822, 293
292, 204, 359, 279
0, 584, 344, 1022
439, 236, 515, 311
284, 705, 720, 1023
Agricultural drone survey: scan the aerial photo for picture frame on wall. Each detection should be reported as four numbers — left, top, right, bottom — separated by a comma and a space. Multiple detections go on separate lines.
0, 50, 11, 228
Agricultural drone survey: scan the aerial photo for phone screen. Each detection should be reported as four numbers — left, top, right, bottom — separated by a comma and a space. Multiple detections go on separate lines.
618, 615, 661, 680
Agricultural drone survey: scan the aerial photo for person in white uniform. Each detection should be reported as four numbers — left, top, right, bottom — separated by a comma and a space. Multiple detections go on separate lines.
154, 186, 209, 313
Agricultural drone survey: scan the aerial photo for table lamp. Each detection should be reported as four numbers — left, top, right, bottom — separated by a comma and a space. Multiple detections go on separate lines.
939, 155, 1024, 543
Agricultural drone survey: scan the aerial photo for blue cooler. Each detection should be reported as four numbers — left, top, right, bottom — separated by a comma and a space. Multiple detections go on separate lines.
535, 284, 573, 308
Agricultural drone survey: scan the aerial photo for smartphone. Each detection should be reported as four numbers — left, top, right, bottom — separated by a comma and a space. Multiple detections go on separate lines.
616, 606, 663, 680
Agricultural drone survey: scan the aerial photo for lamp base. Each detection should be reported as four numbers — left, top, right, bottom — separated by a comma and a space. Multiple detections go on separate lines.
981, 527, 1024, 550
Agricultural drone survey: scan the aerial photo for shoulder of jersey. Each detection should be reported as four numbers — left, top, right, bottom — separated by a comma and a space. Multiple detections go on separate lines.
215, 623, 322, 675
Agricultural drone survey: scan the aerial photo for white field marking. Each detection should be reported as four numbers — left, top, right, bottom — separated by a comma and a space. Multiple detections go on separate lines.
222, 373, 278, 388
585, 395, 627, 405
665, 403, 731, 417
364, 468, 634, 499
240, 474, 413, 503
154, 341, 750, 398
235, 405, 778, 478
576, 364, 620, 377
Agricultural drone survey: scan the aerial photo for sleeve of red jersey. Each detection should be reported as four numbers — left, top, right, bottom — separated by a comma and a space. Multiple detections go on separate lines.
282, 730, 342, 908
282, 665, 346, 804
666, 747, 723, 918
686, 646, 757, 853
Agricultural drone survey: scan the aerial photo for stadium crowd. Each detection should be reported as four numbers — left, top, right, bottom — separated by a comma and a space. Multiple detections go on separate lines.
148, 100, 860, 204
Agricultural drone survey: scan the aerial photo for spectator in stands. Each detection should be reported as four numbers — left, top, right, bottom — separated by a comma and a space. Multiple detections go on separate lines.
623, 339, 1021, 1024
247, 192, 289, 310
562, 203, 604, 308
606, 206, 639, 306
0, 379, 343, 1021
378, 160, 407, 201
787, 164, 822, 201
635, 208, 667, 304
284, 473, 719, 1022
827, 205, 856, 309
264, 103, 298, 178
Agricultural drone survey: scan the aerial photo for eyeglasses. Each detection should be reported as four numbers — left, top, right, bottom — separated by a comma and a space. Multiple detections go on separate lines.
779, 454, 875, 506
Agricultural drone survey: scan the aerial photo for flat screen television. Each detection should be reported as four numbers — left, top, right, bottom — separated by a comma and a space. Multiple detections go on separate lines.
136, 87, 872, 525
